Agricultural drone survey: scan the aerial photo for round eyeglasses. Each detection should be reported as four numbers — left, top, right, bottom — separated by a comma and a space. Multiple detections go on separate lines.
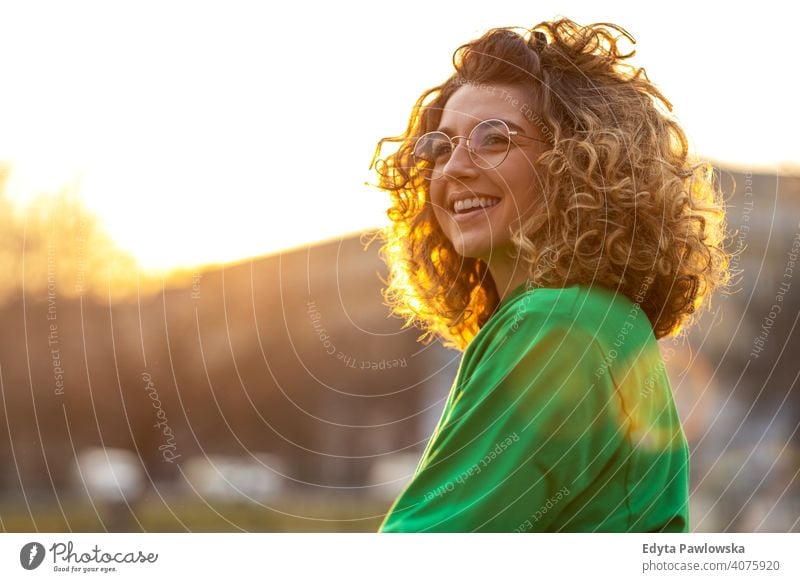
413, 118, 548, 180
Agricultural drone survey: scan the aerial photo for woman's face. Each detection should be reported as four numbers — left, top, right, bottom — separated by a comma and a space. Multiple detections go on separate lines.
428, 83, 547, 263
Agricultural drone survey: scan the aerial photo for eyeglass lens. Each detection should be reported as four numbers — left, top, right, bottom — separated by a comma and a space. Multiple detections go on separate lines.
414, 119, 513, 178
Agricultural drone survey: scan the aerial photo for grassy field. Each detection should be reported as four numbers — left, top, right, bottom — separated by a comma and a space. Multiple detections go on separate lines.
0, 493, 391, 532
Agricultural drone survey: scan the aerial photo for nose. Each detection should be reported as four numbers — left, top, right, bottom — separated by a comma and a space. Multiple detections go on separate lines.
441, 137, 479, 181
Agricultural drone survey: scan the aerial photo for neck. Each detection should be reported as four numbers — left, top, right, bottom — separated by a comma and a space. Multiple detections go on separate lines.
486, 251, 531, 302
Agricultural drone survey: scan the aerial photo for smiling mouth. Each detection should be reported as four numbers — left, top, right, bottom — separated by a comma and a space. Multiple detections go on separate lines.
452, 196, 501, 214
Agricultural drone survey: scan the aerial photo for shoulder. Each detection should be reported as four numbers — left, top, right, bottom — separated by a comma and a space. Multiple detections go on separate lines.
466, 284, 660, 387
491, 284, 656, 353
457, 287, 634, 440
464, 286, 603, 383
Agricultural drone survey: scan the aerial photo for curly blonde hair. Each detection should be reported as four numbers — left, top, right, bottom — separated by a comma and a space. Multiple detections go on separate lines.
369, 18, 731, 351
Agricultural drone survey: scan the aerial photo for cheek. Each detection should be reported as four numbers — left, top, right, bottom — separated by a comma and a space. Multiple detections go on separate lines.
502, 171, 540, 212
429, 182, 446, 212
429, 185, 451, 229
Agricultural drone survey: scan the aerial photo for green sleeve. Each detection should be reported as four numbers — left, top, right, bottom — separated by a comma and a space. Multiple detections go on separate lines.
379, 310, 631, 532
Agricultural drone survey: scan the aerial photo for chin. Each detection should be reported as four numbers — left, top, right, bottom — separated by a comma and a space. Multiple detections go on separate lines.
448, 234, 493, 261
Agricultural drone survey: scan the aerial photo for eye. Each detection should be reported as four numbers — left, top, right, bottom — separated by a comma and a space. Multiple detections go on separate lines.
474, 131, 510, 151
414, 132, 452, 163
430, 140, 453, 159
486, 133, 510, 146
471, 120, 512, 152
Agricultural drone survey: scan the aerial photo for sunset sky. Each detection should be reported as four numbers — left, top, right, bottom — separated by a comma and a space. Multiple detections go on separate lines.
1, 0, 797, 272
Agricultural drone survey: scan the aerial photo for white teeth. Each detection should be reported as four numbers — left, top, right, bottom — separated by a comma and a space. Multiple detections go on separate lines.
453, 197, 500, 213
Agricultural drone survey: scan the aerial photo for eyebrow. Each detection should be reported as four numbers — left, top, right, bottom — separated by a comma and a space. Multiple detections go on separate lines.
435, 119, 528, 135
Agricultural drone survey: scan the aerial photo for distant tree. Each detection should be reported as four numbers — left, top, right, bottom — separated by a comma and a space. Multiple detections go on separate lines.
0, 162, 160, 306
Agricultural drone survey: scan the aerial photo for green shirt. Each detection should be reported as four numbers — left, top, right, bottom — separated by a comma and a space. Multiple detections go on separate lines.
379, 283, 690, 532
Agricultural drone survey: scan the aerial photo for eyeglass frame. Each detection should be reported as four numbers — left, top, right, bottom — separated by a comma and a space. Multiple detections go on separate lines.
412, 118, 550, 180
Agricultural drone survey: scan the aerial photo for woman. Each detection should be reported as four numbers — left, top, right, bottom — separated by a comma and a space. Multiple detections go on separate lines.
370, 18, 730, 532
